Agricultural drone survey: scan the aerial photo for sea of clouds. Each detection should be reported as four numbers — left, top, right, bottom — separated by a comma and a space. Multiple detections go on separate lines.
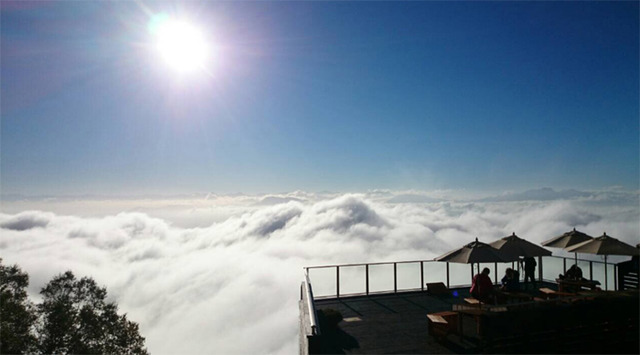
1, 188, 638, 354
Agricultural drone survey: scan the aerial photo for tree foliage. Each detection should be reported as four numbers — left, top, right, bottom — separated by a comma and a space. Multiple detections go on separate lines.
0, 260, 148, 354
0, 259, 37, 353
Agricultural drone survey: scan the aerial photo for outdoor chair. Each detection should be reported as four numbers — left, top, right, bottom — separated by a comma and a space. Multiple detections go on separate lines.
426, 282, 451, 296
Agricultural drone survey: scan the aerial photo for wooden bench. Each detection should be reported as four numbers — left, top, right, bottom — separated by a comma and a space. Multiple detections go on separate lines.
464, 297, 482, 306
427, 311, 458, 340
539, 287, 575, 300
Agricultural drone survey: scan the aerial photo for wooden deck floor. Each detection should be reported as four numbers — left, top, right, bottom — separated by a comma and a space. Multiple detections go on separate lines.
312, 284, 552, 354
314, 290, 473, 354
311, 283, 639, 354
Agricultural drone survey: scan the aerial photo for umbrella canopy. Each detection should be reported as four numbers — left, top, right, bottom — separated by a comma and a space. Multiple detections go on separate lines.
565, 233, 639, 256
565, 232, 638, 290
435, 238, 513, 264
541, 228, 593, 248
490, 232, 552, 259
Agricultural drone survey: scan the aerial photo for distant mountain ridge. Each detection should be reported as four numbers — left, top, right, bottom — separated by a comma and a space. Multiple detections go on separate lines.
481, 187, 591, 202
386, 194, 443, 204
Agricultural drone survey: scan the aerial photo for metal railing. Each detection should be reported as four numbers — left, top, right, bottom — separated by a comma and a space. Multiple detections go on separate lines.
301, 254, 628, 354
306, 259, 456, 298
541, 255, 618, 290
303, 270, 320, 336
304, 255, 620, 299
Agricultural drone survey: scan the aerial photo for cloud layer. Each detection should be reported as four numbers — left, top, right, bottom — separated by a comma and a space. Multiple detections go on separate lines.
1, 189, 638, 354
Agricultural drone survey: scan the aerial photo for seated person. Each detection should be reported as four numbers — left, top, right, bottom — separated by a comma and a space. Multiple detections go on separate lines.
470, 267, 495, 303
558, 264, 584, 281
501, 268, 520, 292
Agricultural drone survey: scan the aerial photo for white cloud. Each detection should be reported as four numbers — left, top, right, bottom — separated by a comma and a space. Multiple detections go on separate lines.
0, 189, 638, 354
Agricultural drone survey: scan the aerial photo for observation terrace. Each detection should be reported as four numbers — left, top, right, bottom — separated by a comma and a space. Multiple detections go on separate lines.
299, 256, 639, 354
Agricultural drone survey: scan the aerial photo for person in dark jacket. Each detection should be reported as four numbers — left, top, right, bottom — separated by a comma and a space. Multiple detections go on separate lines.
501, 268, 520, 292
559, 264, 584, 280
522, 257, 537, 289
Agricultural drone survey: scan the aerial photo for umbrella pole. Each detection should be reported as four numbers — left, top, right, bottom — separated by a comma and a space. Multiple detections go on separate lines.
470, 264, 474, 284
604, 255, 608, 291
574, 252, 578, 265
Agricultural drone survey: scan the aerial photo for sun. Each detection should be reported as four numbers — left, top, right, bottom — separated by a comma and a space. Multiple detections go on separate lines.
149, 14, 210, 73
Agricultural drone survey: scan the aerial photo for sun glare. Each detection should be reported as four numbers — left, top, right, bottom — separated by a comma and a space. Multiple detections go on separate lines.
149, 14, 210, 73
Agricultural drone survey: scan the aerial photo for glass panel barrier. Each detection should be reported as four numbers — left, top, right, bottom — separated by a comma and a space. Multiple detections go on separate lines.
576, 259, 591, 280
590, 261, 615, 290
449, 263, 473, 287
542, 256, 563, 281
396, 262, 421, 291
368, 264, 394, 293
607, 264, 616, 290
591, 262, 605, 289
338, 265, 366, 296
306, 256, 620, 298
307, 267, 336, 298
423, 261, 447, 286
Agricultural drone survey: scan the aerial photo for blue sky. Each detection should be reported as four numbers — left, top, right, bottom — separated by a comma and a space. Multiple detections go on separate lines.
1, 1, 638, 196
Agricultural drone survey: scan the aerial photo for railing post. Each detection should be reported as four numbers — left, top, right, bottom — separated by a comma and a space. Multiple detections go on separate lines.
366, 264, 369, 295
336, 266, 340, 298
393, 262, 397, 293
301, 268, 305, 300
420, 261, 424, 291
446, 262, 450, 289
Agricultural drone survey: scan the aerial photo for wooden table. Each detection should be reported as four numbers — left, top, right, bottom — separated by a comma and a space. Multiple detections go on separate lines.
498, 291, 532, 303
556, 278, 600, 292
538, 287, 575, 299
456, 308, 486, 341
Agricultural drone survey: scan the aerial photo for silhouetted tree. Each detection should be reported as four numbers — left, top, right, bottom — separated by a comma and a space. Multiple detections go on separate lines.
37, 271, 148, 354
0, 259, 37, 354
0, 259, 147, 354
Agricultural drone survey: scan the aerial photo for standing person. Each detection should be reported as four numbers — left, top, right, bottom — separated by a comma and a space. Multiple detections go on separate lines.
470, 267, 494, 303
522, 256, 537, 289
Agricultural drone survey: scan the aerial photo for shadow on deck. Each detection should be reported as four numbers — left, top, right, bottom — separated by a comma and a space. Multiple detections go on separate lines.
310, 284, 639, 354
313, 286, 479, 354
